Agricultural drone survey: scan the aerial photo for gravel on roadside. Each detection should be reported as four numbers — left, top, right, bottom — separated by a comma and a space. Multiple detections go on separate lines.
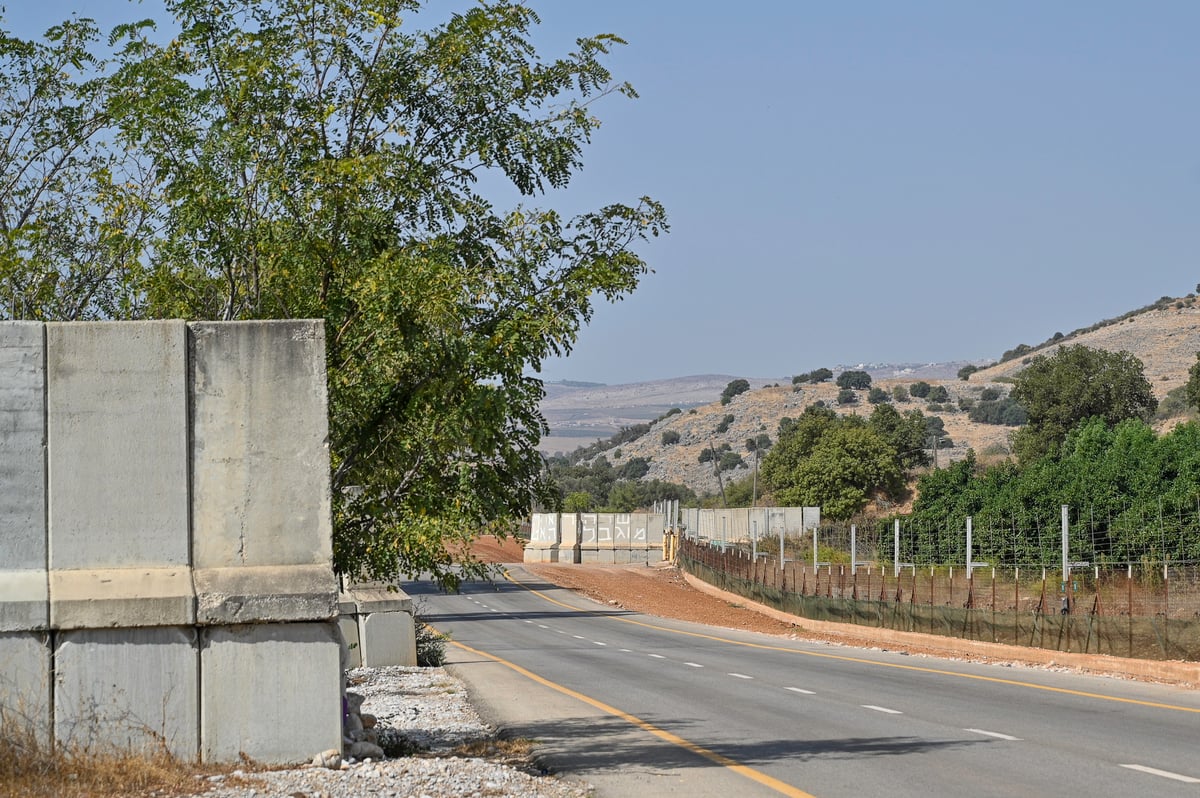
188, 665, 592, 798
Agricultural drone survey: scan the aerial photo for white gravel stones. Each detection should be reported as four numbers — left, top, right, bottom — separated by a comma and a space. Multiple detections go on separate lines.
192, 665, 590, 798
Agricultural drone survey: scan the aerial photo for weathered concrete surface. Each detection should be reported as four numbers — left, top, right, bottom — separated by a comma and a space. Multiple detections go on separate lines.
194, 565, 336, 625
50, 568, 194, 629
190, 321, 332, 569
358, 612, 417, 667
200, 622, 341, 764
0, 632, 50, 744
53, 627, 198, 758
46, 321, 189, 569
0, 323, 47, 631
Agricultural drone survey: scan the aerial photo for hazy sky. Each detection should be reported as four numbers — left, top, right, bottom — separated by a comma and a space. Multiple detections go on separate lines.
10, 2, 1200, 384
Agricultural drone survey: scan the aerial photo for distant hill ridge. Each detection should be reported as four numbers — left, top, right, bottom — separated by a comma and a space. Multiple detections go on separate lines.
539, 292, 1200, 489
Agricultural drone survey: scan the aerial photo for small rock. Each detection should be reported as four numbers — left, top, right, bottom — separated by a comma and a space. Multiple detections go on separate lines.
349, 740, 385, 760
311, 748, 342, 769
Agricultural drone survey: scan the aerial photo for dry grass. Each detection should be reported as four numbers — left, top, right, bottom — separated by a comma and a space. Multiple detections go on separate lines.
0, 725, 258, 798
448, 737, 536, 769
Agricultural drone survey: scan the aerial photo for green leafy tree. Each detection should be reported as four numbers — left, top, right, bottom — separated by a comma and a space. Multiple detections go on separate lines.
1185, 352, 1200, 413
661, 430, 681, 445
957, 364, 979, 381
720, 378, 750, 405
927, 385, 950, 403
867, 386, 890, 404
563, 491, 594, 513
67, 0, 667, 587
807, 367, 833, 384
1010, 344, 1156, 463
771, 426, 902, 519
836, 369, 871, 389
892, 385, 909, 402
869, 404, 930, 469
837, 388, 857, 405
618, 457, 650, 480
909, 381, 931, 398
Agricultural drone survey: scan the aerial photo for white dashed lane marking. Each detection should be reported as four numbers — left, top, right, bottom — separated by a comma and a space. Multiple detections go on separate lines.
593, 641, 607, 646
1120, 764, 1200, 783
862, 705, 902, 714
684, 662, 703, 668
729, 673, 754, 680
965, 728, 1021, 741
648, 653, 666, 659
785, 687, 815, 695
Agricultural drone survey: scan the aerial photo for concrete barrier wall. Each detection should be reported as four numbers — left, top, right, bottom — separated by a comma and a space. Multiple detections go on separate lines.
0, 321, 340, 763
681, 507, 820, 544
525, 512, 666, 565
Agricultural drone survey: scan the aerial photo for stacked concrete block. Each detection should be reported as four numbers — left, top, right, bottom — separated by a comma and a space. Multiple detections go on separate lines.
0, 320, 340, 764
558, 513, 581, 564
189, 321, 340, 761
612, 514, 632, 563
628, 513, 665, 563
337, 582, 417, 668
523, 513, 560, 563
45, 322, 199, 757
578, 513, 599, 563
0, 323, 50, 742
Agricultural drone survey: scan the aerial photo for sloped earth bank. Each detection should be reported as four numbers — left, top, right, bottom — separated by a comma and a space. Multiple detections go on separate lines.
471, 537, 1198, 686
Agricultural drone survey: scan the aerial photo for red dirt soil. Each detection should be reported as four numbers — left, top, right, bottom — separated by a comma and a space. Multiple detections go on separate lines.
468, 536, 1200, 686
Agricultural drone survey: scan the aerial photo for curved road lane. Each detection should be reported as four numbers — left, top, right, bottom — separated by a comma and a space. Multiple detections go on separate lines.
405, 566, 1200, 798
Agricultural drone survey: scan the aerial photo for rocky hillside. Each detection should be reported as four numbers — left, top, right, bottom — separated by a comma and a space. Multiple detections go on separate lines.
544, 293, 1200, 498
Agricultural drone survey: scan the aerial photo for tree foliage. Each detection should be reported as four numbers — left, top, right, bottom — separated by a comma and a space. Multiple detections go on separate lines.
836, 369, 871, 389
1010, 345, 1156, 463
0, 2, 667, 587
720, 378, 750, 405
1185, 352, 1200, 414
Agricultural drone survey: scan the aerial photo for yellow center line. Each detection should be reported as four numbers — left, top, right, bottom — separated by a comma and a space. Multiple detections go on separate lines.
503, 568, 1200, 715
448, 636, 817, 798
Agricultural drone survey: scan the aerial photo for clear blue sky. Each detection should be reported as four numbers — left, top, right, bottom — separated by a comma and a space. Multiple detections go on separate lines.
9, 2, 1200, 384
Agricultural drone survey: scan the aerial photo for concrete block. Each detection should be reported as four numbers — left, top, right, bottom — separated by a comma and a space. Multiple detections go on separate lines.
579, 549, 601, 564
628, 549, 650, 564
200, 622, 342, 764
0, 323, 47, 631
530, 513, 560, 546
613, 549, 631, 564
0, 571, 48, 634
54, 627, 198, 758
522, 547, 554, 563
358, 612, 417, 667
613, 513, 632, 552
190, 321, 332, 569
46, 321, 189, 569
51, 568, 194, 629
596, 514, 615, 552
194, 565, 337, 625
338, 613, 362, 669
596, 550, 616, 564
346, 584, 413, 615
559, 514, 580, 548
0, 632, 51, 745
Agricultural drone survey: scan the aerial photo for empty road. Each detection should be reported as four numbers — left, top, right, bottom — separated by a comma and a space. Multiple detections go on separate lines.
406, 566, 1200, 797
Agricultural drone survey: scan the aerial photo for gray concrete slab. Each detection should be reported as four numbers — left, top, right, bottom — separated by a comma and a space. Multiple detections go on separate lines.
0, 323, 47, 631
200, 622, 341, 764
358, 612, 417, 667
53, 627, 198, 758
46, 321, 189, 569
194, 564, 337, 625
189, 321, 332, 569
50, 567, 194, 629
0, 632, 50, 745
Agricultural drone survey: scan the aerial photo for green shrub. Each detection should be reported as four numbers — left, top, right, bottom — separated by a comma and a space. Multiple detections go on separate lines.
661, 430, 681, 445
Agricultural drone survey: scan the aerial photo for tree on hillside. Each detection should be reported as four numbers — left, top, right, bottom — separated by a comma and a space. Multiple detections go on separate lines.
1010, 344, 1156, 463
1, 1, 667, 587
957, 365, 979, 381
909, 381, 931, 398
868, 404, 930, 469
721, 378, 751, 405
836, 370, 871, 389
769, 426, 902, 519
1185, 352, 1200, 413
807, 367, 833, 384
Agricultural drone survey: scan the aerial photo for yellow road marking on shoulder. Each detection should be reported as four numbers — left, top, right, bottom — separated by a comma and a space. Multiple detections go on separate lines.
449, 637, 817, 798
504, 568, 1200, 715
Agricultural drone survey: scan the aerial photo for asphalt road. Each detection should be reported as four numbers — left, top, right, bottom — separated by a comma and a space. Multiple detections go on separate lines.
405, 566, 1200, 798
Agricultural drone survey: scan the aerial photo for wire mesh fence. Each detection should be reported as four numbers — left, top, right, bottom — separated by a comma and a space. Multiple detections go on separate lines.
679, 535, 1200, 661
